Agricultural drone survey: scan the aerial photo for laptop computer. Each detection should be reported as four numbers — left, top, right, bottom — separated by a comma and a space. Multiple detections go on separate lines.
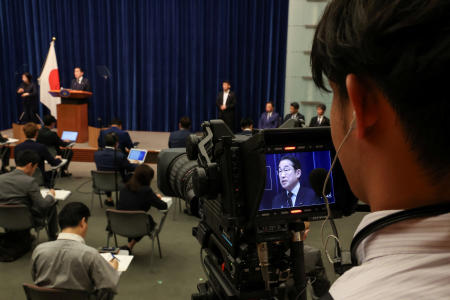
61, 131, 78, 142
127, 149, 147, 163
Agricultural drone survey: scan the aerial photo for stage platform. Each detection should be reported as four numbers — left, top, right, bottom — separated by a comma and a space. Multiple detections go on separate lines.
1, 128, 171, 163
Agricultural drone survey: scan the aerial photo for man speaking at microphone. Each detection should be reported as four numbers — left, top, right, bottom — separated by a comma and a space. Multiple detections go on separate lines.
70, 67, 91, 92
311, 0, 450, 299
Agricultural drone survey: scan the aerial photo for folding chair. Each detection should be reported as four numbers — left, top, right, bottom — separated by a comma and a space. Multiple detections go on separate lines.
22, 283, 90, 300
91, 170, 123, 208
105, 208, 170, 268
0, 204, 44, 241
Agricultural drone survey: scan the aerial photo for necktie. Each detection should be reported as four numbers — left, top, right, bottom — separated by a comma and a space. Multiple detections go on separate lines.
287, 192, 294, 207
267, 113, 271, 120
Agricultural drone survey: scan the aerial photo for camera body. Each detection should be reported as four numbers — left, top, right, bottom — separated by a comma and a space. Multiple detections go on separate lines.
157, 120, 357, 299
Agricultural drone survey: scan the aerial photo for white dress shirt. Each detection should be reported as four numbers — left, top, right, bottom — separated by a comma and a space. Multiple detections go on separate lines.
330, 210, 450, 299
317, 116, 323, 124
222, 90, 229, 107
78, 76, 83, 84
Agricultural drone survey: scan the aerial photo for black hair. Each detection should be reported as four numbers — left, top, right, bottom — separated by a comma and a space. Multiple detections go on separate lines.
43, 115, 57, 126
316, 103, 326, 112
110, 119, 122, 126
222, 80, 231, 85
240, 118, 254, 129
58, 202, 91, 230
290, 102, 299, 110
74, 67, 84, 73
179, 116, 191, 129
126, 164, 155, 192
15, 150, 40, 167
279, 155, 301, 171
311, 0, 450, 178
22, 72, 33, 83
104, 132, 118, 147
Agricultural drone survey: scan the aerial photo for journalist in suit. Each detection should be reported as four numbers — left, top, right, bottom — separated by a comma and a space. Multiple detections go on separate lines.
98, 119, 134, 153
70, 67, 91, 91
0, 150, 58, 240
272, 155, 321, 209
258, 101, 281, 129
309, 103, 330, 127
216, 80, 237, 131
283, 102, 305, 127
168, 116, 191, 148
15, 123, 62, 186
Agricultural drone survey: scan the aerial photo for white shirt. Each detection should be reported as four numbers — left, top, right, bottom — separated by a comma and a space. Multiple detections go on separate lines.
287, 182, 300, 207
317, 116, 323, 124
267, 112, 272, 120
78, 76, 83, 84
57, 232, 85, 244
222, 90, 229, 107
330, 210, 450, 299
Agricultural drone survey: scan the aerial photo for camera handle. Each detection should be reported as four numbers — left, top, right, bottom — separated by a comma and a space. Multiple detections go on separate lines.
290, 222, 307, 300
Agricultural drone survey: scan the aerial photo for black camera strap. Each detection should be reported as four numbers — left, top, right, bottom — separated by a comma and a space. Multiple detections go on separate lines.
350, 202, 450, 266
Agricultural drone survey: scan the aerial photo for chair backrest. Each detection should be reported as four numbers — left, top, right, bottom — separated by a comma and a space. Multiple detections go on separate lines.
106, 209, 151, 238
23, 283, 90, 300
0, 204, 34, 231
155, 210, 170, 235
46, 146, 57, 157
91, 170, 121, 192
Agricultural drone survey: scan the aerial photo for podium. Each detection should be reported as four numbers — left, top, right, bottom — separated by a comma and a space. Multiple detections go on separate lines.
49, 89, 92, 143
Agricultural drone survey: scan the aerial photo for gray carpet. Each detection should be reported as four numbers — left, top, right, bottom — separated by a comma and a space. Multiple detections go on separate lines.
0, 161, 367, 300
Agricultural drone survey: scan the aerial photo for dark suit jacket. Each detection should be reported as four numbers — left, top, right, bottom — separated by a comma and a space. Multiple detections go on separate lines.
216, 91, 237, 130
258, 112, 281, 129
37, 127, 70, 155
70, 77, 91, 92
309, 116, 330, 127
94, 148, 136, 180
168, 129, 191, 148
284, 113, 306, 127
98, 127, 134, 153
272, 186, 322, 209
14, 140, 62, 176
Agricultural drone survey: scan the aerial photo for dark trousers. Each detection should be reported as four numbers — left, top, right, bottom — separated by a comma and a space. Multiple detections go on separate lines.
20, 99, 39, 123
0, 147, 10, 171
61, 148, 73, 172
32, 203, 58, 240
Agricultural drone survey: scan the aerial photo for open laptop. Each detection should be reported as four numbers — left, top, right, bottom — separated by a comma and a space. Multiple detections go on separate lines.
127, 149, 147, 163
61, 131, 78, 142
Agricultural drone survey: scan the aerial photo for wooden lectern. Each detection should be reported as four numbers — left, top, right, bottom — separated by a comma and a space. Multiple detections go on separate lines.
49, 89, 92, 143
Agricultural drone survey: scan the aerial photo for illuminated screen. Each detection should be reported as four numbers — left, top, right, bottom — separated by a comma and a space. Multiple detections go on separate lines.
258, 151, 335, 211
61, 131, 78, 141
128, 149, 147, 161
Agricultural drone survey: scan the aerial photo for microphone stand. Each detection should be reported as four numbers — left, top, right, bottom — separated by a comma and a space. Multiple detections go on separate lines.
113, 143, 119, 208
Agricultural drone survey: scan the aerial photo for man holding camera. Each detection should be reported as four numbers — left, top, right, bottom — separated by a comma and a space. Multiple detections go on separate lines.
311, 0, 450, 299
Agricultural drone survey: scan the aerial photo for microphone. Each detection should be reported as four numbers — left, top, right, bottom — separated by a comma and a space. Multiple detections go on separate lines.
309, 168, 331, 197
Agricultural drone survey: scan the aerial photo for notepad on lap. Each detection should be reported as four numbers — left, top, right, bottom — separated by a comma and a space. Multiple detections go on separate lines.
100, 253, 134, 272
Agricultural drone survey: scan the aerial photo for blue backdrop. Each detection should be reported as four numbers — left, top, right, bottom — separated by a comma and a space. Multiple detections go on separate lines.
0, 0, 289, 132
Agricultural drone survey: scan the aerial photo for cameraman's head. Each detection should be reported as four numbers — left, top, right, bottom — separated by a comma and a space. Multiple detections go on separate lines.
104, 132, 118, 149
311, 0, 450, 209
278, 155, 302, 192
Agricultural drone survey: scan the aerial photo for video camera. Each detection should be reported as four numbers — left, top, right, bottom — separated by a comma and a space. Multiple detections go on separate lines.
157, 120, 357, 300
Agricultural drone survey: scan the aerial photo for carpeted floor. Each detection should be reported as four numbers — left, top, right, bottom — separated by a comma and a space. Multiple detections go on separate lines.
0, 161, 367, 300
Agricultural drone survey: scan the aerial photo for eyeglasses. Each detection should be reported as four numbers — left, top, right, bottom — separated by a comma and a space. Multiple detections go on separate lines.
278, 167, 295, 175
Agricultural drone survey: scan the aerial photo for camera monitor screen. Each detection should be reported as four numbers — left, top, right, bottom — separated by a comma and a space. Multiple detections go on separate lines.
258, 150, 335, 211
127, 149, 148, 163
61, 131, 78, 142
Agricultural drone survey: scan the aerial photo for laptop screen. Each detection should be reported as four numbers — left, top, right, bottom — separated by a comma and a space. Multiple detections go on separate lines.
127, 149, 147, 162
61, 131, 78, 142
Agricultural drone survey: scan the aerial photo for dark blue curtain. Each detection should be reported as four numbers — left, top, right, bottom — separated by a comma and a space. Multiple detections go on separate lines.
0, 0, 289, 132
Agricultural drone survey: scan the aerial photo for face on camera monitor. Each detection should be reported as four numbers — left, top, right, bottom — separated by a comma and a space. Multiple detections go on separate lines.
259, 150, 335, 211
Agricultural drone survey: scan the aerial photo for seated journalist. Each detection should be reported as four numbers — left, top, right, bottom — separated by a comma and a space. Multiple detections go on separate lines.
310, 0, 450, 299
117, 164, 168, 253
0, 150, 58, 240
31, 202, 119, 299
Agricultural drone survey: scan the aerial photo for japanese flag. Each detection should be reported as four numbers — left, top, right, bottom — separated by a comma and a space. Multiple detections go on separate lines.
38, 40, 60, 117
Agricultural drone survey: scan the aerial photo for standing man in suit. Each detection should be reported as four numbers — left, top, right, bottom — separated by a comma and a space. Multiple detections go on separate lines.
216, 80, 236, 132
283, 102, 306, 127
14, 123, 62, 187
168, 116, 191, 148
309, 103, 330, 127
272, 155, 321, 209
0, 150, 58, 240
70, 67, 91, 91
37, 115, 73, 177
98, 119, 134, 153
258, 101, 281, 129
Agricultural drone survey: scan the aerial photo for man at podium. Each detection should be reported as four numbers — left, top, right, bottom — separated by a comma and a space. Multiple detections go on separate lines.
70, 67, 91, 91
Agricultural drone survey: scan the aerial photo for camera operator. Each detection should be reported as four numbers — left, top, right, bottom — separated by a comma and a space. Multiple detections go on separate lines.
311, 1, 450, 299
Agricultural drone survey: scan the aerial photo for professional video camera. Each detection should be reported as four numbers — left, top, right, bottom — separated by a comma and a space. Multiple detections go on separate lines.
158, 120, 357, 300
